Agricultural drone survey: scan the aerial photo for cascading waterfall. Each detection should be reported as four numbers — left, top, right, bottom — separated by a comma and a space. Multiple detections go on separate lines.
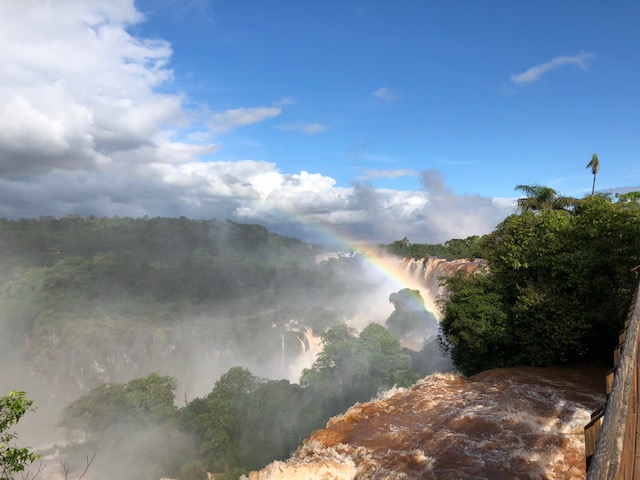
282, 325, 323, 382
370, 256, 441, 317
276, 256, 469, 383
398, 257, 486, 310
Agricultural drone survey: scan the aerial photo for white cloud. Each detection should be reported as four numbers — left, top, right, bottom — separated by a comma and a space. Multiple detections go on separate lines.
372, 87, 398, 102
0, 0, 191, 175
0, 0, 514, 244
276, 123, 327, 134
511, 51, 595, 85
207, 106, 282, 133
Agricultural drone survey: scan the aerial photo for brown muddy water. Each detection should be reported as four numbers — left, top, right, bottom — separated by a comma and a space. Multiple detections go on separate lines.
245, 366, 606, 480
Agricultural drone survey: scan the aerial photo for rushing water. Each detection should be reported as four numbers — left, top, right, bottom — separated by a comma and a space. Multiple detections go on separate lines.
244, 366, 606, 480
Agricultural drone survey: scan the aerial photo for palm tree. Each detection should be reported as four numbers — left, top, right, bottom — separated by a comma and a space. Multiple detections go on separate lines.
515, 184, 578, 213
586, 153, 600, 196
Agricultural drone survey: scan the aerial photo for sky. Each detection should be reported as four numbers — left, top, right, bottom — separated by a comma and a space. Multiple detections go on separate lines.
0, 1, 638, 244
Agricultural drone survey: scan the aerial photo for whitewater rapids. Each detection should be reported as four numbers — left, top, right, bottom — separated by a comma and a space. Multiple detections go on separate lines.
243, 366, 605, 480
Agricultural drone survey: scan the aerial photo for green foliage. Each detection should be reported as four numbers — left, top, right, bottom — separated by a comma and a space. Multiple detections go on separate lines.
514, 184, 579, 213
181, 368, 323, 473
0, 267, 47, 353
201, 367, 257, 466
181, 324, 421, 474
358, 323, 420, 388
0, 216, 318, 267
0, 391, 40, 479
301, 322, 418, 407
123, 374, 178, 424
383, 235, 483, 259
439, 193, 640, 375
438, 271, 511, 376
615, 191, 640, 204
0, 216, 322, 311
60, 374, 177, 442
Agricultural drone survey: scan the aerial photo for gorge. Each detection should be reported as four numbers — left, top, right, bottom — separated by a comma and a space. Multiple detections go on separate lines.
1, 215, 625, 479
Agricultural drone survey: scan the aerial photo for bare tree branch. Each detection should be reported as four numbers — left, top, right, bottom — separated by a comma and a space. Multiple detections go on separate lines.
77, 453, 96, 480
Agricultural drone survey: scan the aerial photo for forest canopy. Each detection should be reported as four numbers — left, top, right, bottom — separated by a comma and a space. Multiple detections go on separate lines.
438, 194, 640, 375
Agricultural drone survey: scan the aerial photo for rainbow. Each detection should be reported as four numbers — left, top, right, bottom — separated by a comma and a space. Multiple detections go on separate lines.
249, 196, 440, 316
299, 221, 440, 317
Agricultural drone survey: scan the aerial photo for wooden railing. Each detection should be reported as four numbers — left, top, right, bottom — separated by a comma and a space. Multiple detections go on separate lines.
585, 282, 640, 478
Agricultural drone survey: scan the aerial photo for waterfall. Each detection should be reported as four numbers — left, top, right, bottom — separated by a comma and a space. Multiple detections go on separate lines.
297, 336, 306, 354
398, 257, 487, 312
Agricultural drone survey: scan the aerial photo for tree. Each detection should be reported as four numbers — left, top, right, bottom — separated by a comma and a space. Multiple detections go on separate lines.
438, 192, 640, 375
300, 323, 363, 403
586, 153, 600, 196
386, 237, 411, 256
197, 367, 259, 471
1, 391, 40, 479
181, 369, 324, 474
514, 184, 577, 213
615, 191, 640, 204
357, 323, 420, 389
60, 374, 178, 442
123, 374, 178, 426
300, 322, 418, 407
438, 271, 511, 376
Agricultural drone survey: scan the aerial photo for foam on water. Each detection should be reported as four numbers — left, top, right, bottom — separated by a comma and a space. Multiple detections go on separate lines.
245, 366, 606, 480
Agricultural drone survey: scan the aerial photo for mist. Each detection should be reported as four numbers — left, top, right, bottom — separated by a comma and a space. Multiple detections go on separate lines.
0, 216, 458, 479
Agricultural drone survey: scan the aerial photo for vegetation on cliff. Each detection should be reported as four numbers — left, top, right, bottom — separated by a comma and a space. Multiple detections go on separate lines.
383, 235, 484, 260
1, 215, 439, 478
0, 216, 352, 391
54, 323, 420, 478
438, 193, 640, 375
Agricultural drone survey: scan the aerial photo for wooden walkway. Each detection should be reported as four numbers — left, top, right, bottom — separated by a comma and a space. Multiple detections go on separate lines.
585, 282, 640, 479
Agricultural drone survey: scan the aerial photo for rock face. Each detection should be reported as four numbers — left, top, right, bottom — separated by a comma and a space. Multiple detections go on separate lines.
244, 366, 605, 480
401, 257, 487, 302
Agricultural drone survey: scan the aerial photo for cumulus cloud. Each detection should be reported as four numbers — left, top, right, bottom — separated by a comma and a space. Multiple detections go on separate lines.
372, 87, 399, 102
0, 0, 513, 245
320, 171, 511, 244
0, 0, 190, 176
276, 123, 327, 134
511, 51, 595, 85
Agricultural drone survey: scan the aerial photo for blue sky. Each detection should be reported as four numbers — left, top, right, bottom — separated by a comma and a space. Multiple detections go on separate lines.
134, 1, 639, 197
0, 1, 638, 243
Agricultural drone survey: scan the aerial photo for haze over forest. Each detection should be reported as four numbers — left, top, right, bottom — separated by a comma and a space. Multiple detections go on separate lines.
0, 215, 457, 479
